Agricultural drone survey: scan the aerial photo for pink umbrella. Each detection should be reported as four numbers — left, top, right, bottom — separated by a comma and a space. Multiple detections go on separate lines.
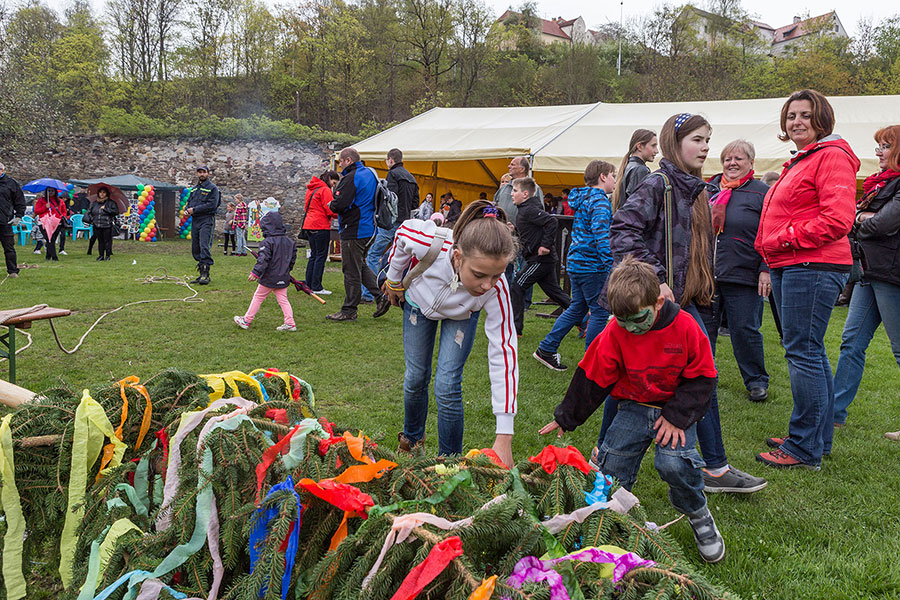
86, 182, 129, 213
39, 214, 61, 236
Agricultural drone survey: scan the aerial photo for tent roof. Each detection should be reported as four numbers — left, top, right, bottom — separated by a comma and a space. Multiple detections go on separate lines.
68, 174, 183, 192
351, 95, 899, 183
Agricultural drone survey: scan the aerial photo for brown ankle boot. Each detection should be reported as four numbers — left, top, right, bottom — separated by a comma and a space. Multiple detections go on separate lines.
397, 432, 425, 454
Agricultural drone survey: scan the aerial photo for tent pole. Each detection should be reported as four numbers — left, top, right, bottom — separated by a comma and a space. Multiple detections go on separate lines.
477, 160, 500, 187
431, 161, 438, 198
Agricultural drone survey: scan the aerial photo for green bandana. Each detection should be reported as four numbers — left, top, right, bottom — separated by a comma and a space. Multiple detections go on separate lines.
616, 307, 655, 335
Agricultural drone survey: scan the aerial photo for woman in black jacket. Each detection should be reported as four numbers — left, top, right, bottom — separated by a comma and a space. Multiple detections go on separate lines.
706, 140, 771, 402
85, 187, 120, 261
832, 125, 900, 440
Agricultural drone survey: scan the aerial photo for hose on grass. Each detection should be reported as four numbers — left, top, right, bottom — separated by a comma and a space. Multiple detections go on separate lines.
0, 268, 203, 359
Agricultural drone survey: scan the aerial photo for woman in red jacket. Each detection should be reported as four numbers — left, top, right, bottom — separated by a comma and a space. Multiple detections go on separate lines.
33, 187, 67, 261
754, 89, 860, 469
302, 170, 339, 294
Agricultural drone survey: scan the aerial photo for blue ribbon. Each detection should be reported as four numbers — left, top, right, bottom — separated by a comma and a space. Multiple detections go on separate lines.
249, 476, 302, 600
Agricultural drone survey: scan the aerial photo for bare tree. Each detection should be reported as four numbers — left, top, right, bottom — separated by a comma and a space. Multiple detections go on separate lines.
396, 0, 456, 106
453, 0, 492, 106
156, 0, 183, 81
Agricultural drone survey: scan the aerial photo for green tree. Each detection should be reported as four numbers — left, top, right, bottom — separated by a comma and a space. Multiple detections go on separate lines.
396, 0, 456, 108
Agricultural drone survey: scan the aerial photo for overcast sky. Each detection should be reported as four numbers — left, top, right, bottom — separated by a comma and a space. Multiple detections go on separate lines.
39, 0, 898, 38
485, 0, 898, 37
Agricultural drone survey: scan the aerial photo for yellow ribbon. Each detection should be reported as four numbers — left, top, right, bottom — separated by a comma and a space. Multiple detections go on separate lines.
98, 519, 143, 582
249, 368, 292, 396
59, 390, 128, 589
0, 415, 26, 600
199, 370, 265, 403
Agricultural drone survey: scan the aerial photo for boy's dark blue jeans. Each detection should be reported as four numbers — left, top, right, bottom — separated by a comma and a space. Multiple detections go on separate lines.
598, 400, 707, 515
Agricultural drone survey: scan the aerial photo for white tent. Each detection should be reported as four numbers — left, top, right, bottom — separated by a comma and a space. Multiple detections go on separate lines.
350, 95, 899, 198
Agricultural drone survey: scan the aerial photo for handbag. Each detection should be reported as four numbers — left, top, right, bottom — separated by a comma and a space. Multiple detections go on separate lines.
848, 235, 867, 284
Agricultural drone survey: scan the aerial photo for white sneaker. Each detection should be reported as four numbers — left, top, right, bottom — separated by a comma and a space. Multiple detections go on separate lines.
33, 249, 41, 254
59, 250, 68, 255
276, 323, 296, 332
233, 315, 250, 329
312, 289, 332, 295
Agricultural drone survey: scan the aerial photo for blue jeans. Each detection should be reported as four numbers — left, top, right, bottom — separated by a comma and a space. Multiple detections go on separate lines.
539, 270, 609, 354
234, 227, 247, 255
710, 282, 769, 390
771, 267, 847, 464
402, 302, 480, 455
305, 229, 331, 291
598, 400, 707, 515
362, 225, 398, 300
597, 303, 728, 470
832, 280, 900, 425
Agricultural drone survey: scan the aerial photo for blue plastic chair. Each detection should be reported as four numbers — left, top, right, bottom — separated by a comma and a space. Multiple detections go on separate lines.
18, 216, 34, 246
71, 214, 92, 240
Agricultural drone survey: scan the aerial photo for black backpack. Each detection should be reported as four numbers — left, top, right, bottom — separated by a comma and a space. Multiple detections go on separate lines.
369, 168, 398, 230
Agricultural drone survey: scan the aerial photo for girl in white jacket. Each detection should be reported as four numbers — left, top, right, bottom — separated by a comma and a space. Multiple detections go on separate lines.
382, 200, 519, 467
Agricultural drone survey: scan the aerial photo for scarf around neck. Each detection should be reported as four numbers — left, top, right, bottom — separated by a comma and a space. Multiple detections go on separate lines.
709, 170, 754, 234
859, 169, 900, 210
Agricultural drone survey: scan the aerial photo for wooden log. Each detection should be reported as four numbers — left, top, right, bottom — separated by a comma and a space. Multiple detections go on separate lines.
0, 378, 35, 408
18, 434, 62, 448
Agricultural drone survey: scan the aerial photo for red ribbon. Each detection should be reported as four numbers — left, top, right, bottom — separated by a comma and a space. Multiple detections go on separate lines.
389, 536, 464, 600
256, 424, 302, 504
529, 445, 592, 475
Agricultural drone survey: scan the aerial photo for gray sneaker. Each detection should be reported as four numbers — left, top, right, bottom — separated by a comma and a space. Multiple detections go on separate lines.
703, 466, 767, 494
687, 507, 726, 563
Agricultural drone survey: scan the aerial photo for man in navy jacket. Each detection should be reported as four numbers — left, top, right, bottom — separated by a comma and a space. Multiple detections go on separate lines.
327, 147, 390, 321
185, 165, 220, 285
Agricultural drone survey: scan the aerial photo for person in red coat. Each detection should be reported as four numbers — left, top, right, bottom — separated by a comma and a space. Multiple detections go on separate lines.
755, 89, 860, 469
302, 170, 339, 294
33, 188, 67, 261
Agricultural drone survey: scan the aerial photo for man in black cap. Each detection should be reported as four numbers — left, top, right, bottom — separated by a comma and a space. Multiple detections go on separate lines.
184, 165, 220, 285
0, 162, 26, 278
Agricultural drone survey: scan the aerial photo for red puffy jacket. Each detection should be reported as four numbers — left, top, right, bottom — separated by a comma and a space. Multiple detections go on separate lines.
755, 137, 860, 269
34, 196, 67, 219
303, 177, 337, 231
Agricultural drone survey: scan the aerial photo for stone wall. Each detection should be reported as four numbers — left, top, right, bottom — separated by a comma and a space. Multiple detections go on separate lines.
1, 135, 332, 228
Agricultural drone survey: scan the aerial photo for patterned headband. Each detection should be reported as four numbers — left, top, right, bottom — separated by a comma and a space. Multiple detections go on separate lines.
674, 113, 693, 132
482, 206, 499, 218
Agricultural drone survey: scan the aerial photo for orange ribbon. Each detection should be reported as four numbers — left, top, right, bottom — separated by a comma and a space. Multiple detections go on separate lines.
467, 575, 498, 600
96, 376, 153, 483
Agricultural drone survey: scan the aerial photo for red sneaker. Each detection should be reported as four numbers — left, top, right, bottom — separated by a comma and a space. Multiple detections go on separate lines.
766, 436, 788, 448
756, 448, 819, 470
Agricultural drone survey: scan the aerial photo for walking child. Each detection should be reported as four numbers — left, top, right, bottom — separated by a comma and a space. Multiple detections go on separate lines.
234, 211, 297, 332
223, 202, 236, 255
509, 176, 570, 336
540, 256, 725, 563
382, 200, 519, 467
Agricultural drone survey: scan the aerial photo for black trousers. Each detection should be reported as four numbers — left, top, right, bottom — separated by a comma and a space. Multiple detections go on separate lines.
340, 237, 382, 315
87, 231, 96, 254
223, 231, 236, 253
191, 218, 215, 266
40, 226, 61, 260
511, 260, 570, 335
0, 225, 17, 274
97, 227, 113, 258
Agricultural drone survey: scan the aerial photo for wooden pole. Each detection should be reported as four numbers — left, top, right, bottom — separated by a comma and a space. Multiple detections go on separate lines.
0, 378, 34, 408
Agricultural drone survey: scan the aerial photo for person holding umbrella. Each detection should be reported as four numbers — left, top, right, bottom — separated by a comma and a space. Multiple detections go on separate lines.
33, 187, 67, 261
0, 162, 26, 278
84, 185, 122, 261
184, 165, 220, 285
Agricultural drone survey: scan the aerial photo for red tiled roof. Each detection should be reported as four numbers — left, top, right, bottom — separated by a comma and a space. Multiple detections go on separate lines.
773, 12, 834, 43
556, 18, 577, 27
542, 18, 570, 39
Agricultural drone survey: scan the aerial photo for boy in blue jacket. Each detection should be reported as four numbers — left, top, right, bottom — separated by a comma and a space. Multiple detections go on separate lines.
234, 211, 298, 332
533, 161, 615, 371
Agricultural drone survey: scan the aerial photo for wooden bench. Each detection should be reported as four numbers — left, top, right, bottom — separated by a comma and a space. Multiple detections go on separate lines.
0, 306, 71, 384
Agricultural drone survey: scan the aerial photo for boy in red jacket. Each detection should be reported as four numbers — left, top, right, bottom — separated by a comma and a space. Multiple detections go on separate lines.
540, 256, 726, 563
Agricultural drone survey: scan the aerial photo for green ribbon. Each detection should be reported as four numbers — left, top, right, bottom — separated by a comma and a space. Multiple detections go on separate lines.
76, 519, 143, 600
0, 414, 26, 600
368, 470, 473, 520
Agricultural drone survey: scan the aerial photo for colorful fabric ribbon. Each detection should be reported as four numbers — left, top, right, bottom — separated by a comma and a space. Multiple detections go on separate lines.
388, 536, 463, 600
199, 371, 266, 403
529, 445, 592, 475
0, 414, 26, 600
467, 576, 497, 600
59, 390, 128, 589
507, 547, 654, 599
296, 479, 374, 551
584, 471, 613, 505
76, 519, 143, 600
250, 476, 302, 600
464, 448, 508, 469
542, 488, 640, 534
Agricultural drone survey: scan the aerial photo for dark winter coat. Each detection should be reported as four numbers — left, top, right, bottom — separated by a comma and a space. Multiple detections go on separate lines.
441, 198, 462, 225
330, 161, 377, 240
707, 174, 769, 287
610, 159, 713, 304
186, 179, 220, 223
515, 196, 558, 263
0, 174, 26, 225
85, 199, 120, 229
855, 176, 900, 287
251, 211, 297, 289
621, 156, 651, 199
386, 162, 419, 223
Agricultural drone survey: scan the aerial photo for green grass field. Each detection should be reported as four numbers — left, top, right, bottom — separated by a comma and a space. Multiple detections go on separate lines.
4, 238, 900, 600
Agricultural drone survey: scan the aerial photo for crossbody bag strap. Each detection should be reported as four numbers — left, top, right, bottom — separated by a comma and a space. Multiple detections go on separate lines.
656, 173, 675, 292
401, 227, 450, 289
